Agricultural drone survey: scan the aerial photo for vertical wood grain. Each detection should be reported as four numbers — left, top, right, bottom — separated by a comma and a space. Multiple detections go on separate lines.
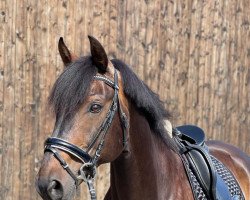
0, 0, 249, 199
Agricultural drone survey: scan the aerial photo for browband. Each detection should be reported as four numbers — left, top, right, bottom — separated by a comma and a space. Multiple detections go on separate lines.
93, 75, 119, 90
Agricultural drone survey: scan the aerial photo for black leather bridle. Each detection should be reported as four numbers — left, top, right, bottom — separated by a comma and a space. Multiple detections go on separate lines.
44, 69, 129, 200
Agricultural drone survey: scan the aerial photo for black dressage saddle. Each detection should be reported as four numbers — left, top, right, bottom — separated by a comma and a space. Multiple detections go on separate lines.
174, 125, 244, 200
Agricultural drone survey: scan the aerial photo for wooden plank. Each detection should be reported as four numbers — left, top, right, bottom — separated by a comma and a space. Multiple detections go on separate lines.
74, 0, 86, 55
158, 0, 173, 116
171, 0, 191, 124
241, 0, 250, 153
223, 0, 237, 144
116, 0, 126, 61
186, 0, 202, 125
13, 0, 26, 198
108, 0, 118, 58
33, 0, 50, 199
65, 0, 76, 51
137, 0, 147, 80
1, 0, 16, 199
233, 0, 249, 150
21, 0, 35, 196
0, 0, 6, 196
210, 0, 223, 140
45, 0, 58, 151
128, 0, 140, 75
144, 0, 158, 90
202, 0, 215, 138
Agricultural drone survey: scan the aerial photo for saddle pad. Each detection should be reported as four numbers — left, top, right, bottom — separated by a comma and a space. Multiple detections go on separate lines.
210, 156, 245, 200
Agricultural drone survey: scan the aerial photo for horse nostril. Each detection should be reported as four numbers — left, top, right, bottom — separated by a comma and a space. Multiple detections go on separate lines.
47, 180, 64, 200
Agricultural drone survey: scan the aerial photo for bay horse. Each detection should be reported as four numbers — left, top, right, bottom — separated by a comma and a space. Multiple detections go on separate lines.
35, 36, 250, 200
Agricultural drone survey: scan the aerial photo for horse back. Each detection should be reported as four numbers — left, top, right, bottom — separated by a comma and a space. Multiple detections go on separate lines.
207, 140, 250, 198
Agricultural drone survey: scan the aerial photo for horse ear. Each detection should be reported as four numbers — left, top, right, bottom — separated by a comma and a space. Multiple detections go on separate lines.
58, 37, 75, 66
88, 35, 108, 72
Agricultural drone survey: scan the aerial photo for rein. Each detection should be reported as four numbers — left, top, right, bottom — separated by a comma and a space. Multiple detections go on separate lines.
44, 69, 129, 200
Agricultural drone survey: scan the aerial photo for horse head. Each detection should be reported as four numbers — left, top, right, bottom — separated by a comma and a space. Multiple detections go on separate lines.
35, 36, 129, 200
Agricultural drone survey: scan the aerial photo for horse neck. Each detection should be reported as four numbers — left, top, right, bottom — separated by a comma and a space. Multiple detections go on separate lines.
109, 107, 192, 200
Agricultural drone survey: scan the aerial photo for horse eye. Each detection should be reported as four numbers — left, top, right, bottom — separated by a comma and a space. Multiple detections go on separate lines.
89, 104, 103, 113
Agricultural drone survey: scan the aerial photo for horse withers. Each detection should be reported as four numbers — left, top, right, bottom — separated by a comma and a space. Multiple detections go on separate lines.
35, 36, 250, 200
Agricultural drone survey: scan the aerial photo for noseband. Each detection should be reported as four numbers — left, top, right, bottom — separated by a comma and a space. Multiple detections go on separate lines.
44, 69, 128, 200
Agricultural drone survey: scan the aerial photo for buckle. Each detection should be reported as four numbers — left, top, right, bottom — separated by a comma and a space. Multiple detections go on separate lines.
78, 162, 96, 182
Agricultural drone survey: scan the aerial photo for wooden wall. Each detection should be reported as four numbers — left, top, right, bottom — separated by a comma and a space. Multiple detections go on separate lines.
0, 0, 249, 199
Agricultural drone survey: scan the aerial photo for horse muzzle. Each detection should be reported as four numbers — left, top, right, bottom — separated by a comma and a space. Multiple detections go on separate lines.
35, 154, 76, 200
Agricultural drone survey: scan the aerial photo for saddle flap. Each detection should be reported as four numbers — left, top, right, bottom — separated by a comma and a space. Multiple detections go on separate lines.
184, 147, 216, 198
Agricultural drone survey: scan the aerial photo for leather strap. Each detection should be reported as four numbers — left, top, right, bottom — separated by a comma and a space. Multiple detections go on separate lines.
45, 137, 92, 163
45, 146, 80, 185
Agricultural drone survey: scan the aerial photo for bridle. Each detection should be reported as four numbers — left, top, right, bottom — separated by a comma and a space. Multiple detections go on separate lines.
44, 69, 129, 200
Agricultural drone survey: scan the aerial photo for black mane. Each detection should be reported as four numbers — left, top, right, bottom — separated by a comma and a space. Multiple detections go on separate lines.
111, 59, 171, 132
49, 57, 175, 149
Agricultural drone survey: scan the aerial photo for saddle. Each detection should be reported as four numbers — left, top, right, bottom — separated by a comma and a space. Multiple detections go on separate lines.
174, 125, 245, 200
